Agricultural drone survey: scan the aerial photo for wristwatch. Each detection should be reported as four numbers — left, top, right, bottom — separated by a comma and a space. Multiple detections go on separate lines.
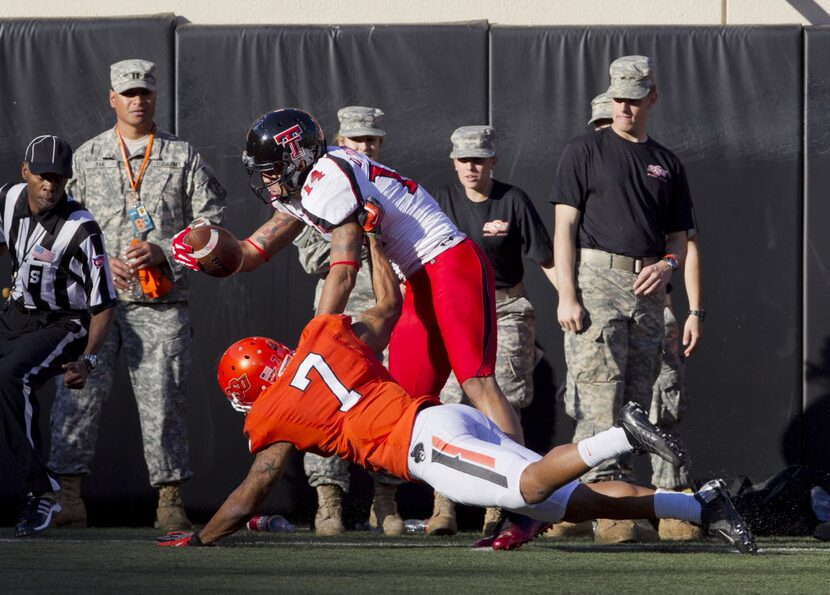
662, 254, 679, 271
79, 353, 99, 371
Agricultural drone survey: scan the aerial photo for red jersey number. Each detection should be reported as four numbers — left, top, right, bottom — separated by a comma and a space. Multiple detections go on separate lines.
289, 352, 362, 412
368, 165, 417, 194
303, 170, 326, 195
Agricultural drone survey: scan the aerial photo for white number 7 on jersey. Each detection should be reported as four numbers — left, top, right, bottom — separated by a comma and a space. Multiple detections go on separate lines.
289, 352, 362, 412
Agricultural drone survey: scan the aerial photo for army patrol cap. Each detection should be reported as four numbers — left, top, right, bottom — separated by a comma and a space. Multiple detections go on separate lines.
449, 125, 496, 159
606, 55, 656, 100
337, 106, 386, 138
110, 59, 156, 94
24, 135, 73, 178
588, 92, 612, 125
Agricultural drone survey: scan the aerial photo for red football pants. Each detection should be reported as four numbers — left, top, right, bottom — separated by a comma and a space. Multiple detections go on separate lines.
388, 239, 497, 398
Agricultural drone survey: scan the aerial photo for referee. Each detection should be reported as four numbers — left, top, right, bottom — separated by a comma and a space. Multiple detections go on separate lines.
0, 135, 117, 538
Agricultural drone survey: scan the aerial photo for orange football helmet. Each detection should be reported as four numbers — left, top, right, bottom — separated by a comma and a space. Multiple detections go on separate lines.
217, 336, 293, 412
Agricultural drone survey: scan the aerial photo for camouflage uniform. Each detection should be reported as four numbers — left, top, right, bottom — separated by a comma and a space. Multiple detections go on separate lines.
564, 263, 664, 484
563, 301, 692, 489
294, 228, 400, 490
439, 293, 537, 411
48, 126, 226, 487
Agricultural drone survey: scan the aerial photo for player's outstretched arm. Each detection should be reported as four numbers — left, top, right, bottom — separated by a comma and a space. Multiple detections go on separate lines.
191, 442, 295, 546
241, 210, 306, 272
352, 234, 402, 354
316, 220, 363, 315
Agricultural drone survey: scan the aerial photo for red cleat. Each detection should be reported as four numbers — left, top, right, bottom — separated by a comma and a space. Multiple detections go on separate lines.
491, 514, 552, 551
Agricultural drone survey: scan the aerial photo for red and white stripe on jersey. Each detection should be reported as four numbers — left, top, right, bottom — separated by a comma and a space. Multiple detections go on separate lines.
271, 146, 464, 279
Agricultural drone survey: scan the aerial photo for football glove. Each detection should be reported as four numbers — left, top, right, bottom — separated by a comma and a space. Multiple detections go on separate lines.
171, 217, 210, 271
357, 197, 384, 236
156, 530, 211, 547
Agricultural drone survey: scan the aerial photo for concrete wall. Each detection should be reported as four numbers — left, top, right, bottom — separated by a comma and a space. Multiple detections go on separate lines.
3, 0, 830, 26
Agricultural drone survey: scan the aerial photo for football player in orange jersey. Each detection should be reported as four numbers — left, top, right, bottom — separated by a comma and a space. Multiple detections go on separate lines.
159, 220, 756, 554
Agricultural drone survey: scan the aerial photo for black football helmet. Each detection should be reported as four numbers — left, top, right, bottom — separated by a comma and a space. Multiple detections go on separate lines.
242, 108, 327, 203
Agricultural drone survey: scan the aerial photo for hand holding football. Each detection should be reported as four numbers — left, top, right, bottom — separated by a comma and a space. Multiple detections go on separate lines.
182, 225, 243, 278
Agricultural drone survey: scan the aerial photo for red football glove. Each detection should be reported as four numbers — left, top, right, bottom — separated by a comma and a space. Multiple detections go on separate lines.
357, 197, 384, 236
156, 530, 211, 547
171, 217, 209, 271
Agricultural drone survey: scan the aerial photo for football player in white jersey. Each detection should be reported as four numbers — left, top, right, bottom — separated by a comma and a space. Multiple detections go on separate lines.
172, 108, 548, 547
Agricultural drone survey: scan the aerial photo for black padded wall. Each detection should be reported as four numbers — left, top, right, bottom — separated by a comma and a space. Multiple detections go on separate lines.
803, 27, 830, 472
175, 22, 489, 516
0, 20, 821, 525
491, 26, 804, 480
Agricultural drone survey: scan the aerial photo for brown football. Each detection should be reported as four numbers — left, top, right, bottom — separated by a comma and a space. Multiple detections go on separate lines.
183, 225, 243, 278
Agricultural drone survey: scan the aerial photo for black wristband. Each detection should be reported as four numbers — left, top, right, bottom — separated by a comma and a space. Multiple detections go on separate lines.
688, 309, 706, 321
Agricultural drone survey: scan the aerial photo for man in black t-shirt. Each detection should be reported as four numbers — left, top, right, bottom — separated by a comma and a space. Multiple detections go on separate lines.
432, 125, 556, 538
551, 56, 695, 543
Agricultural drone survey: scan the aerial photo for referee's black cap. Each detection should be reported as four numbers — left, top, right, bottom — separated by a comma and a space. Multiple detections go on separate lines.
24, 135, 73, 179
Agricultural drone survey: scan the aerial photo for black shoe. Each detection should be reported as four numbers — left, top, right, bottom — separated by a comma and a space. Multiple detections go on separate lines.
15, 492, 61, 538
615, 402, 685, 467
696, 479, 758, 555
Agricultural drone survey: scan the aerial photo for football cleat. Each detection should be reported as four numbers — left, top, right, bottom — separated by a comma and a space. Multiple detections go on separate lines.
490, 512, 552, 551
696, 479, 758, 554
15, 492, 61, 537
615, 401, 685, 467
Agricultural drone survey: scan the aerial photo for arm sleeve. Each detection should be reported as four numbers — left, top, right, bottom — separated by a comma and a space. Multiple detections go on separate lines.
300, 157, 363, 232
515, 190, 553, 265
550, 142, 587, 210
79, 224, 118, 314
664, 161, 695, 234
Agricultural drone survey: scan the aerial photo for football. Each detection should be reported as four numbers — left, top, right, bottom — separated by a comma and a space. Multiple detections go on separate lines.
183, 225, 244, 278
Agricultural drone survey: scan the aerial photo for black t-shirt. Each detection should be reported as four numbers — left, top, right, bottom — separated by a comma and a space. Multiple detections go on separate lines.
551, 127, 695, 258
433, 180, 552, 288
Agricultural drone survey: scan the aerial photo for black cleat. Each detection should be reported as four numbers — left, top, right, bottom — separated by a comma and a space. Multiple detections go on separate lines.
615, 401, 685, 467
696, 479, 758, 555
15, 492, 60, 538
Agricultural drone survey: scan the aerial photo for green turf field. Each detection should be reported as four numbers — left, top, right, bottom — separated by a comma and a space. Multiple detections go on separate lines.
2, 528, 828, 594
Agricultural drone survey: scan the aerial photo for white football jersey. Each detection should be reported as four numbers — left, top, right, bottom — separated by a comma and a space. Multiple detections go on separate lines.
271, 146, 463, 279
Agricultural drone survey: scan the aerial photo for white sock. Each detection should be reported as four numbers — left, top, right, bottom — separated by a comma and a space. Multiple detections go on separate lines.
653, 490, 702, 524
576, 427, 632, 467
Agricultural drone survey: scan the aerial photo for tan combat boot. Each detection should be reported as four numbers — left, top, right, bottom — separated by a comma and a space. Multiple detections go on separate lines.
543, 520, 594, 538
427, 492, 457, 536
156, 483, 192, 532
315, 484, 345, 536
371, 481, 404, 536
659, 519, 705, 541
52, 475, 87, 528
594, 519, 658, 543
482, 507, 502, 536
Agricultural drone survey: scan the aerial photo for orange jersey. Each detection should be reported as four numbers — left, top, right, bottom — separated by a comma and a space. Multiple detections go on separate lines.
244, 315, 440, 480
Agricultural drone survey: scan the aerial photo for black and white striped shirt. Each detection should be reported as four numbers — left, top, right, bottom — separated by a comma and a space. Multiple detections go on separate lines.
0, 183, 117, 315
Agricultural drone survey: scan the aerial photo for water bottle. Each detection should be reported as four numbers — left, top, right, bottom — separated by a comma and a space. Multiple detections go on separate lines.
123, 247, 144, 300
811, 486, 830, 522
247, 514, 295, 533
403, 519, 428, 534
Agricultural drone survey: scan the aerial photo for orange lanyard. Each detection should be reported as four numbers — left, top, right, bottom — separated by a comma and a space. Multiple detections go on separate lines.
115, 126, 155, 195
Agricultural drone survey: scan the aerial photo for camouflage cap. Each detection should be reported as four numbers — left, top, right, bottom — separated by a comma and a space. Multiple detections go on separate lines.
110, 59, 156, 94
449, 125, 496, 159
606, 55, 656, 100
337, 106, 386, 138
588, 92, 612, 125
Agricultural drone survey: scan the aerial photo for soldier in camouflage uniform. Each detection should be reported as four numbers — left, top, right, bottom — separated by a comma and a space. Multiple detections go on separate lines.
433, 126, 556, 537
47, 59, 226, 531
552, 56, 696, 543
293, 106, 404, 537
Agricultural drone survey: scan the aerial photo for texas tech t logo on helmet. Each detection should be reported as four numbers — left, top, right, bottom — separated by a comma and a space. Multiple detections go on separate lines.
242, 108, 327, 203
274, 125, 305, 160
